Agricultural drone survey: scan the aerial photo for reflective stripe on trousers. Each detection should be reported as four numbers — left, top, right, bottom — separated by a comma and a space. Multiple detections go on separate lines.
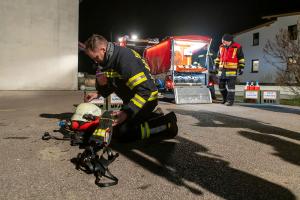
140, 122, 167, 140
219, 77, 236, 102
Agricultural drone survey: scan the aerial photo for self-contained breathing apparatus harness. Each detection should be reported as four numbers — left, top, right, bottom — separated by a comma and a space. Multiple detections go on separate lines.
42, 109, 119, 187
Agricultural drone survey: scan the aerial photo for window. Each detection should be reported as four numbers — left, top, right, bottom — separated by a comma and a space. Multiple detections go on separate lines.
287, 57, 297, 72
288, 25, 298, 40
251, 60, 259, 73
253, 32, 259, 46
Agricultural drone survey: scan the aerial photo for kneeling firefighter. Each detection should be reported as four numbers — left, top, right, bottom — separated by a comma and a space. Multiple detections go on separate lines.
83, 34, 178, 142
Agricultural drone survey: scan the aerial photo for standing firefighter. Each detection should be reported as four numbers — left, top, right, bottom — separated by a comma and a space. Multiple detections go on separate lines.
214, 34, 245, 106
84, 34, 178, 142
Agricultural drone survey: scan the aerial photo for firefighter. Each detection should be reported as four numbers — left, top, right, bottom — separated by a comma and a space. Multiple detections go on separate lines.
214, 34, 245, 106
83, 34, 178, 142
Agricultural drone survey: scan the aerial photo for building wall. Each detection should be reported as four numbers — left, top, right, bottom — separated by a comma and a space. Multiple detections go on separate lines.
0, 0, 78, 90
234, 15, 300, 84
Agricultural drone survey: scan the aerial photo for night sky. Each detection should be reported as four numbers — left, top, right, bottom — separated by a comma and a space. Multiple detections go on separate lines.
79, 0, 300, 73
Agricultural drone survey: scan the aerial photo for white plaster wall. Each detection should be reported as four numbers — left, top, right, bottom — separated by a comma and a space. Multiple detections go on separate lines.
235, 15, 300, 83
0, 0, 78, 90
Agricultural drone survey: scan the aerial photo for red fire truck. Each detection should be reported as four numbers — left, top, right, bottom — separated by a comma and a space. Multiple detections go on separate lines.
117, 35, 159, 56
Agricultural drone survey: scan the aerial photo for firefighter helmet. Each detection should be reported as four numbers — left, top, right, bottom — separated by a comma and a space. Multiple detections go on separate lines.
71, 103, 102, 122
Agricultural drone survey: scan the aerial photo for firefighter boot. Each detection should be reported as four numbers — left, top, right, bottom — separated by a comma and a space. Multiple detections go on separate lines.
225, 101, 234, 106
140, 111, 178, 140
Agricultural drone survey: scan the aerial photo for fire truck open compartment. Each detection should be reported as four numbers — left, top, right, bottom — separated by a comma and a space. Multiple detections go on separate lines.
144, 35, 213, 104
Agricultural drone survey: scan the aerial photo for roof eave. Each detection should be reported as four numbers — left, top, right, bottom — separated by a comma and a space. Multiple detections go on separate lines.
262, 11, 300, 19
233, 20, 276, 36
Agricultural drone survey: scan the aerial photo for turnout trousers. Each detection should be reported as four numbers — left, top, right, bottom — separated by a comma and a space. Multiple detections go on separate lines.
113, 102, 178, 142
218, 76, 236, 104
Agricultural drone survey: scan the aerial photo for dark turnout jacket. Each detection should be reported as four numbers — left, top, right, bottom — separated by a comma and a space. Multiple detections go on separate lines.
95, 44, 158, 119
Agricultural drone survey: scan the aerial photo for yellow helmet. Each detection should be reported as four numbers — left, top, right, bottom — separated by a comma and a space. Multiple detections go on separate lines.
71, 103, 102, 122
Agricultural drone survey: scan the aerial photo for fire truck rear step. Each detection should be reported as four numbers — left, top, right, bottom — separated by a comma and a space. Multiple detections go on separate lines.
174, 85, 212, 104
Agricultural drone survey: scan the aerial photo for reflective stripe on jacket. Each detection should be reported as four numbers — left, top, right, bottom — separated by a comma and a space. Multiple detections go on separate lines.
214, 42, 245, 70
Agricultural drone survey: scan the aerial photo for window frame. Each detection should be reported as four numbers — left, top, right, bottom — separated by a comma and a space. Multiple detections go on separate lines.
251, 59, 259, 73
288, 25, 298, 40
253, 32, 259, 46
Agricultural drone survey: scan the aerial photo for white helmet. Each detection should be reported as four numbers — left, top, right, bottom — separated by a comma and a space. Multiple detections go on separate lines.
71, 103, 102, 122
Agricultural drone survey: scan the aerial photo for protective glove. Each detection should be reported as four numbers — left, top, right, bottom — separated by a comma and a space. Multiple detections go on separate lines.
238, 68, 244, 75
209, 69, 218, 75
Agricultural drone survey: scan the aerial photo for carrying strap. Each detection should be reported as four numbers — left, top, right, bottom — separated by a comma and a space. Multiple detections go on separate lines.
97, 168, 119, 187
93, 148, 119, 187
42, 132, 71, 141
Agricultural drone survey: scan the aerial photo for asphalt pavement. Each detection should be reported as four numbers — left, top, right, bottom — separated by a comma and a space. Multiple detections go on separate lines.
0, 91, 299, 200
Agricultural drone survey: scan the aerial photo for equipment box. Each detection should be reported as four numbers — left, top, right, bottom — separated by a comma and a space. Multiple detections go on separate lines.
244, 90, 260, 103
108, 93, 123, 110
260, 90, 280, 104
84, 89, 123, 110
